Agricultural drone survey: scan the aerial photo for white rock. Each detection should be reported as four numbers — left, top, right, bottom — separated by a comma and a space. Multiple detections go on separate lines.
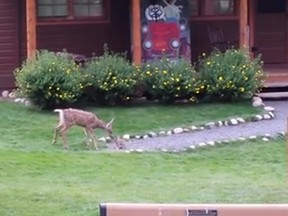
122, 134, 130, 140
14, 98, 22, 103
264, 133, 271, 137
262, 137, 269, 142
189, 145, 196, 149
143, 135, 149, 139
135, 135, 141, 139
236, 117, 245, 123
183, 128, 190, 132
252, 100, 263, 107
190, 125, 198, 130
237, 137, 245, 141
136, 149, 143, 152
252, 96, 262, 102
173, 127, 183, 134
263, 114, 271, 120
158, 131, 166, 136
255, 115, 263, 120
148, 132, 157, 137
205, 122, 216, 128
249, 136, 257, 140
98, 137, 106, 142
24, 100, 32, 107
166, 131, 172, 135
230, 118, 238, 125
268, 112, 275, 118
252, 97, 264, 106
1, 90, 9, 98
207, 141, 215, 146
198, 142, 206, 147
8, 92, 16, 98
217, 121, 223, 127
264, 106, 275, 112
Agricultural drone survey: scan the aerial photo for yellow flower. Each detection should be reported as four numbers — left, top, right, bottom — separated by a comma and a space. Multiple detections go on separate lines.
218, 76, 223, 81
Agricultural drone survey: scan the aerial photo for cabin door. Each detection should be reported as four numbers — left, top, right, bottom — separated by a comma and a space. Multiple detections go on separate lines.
254, 0, 287, 63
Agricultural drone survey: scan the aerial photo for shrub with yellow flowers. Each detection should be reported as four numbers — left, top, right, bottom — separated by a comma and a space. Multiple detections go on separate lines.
141, 57, 203, 103
83, 47, 140, 105
14, 50, 87, 109
198, 48, 265, 102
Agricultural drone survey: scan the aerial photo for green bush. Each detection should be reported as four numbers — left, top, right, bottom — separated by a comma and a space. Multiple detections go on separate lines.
198, 48, 265, 102
15, 50, 87, 109
83, 49, 140, 105
141, 57, 203, 103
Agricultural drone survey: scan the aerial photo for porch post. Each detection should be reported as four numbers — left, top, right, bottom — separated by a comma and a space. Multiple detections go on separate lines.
26, 0, 37, 58
239, 0, 249, 49
131, 0, 142, 65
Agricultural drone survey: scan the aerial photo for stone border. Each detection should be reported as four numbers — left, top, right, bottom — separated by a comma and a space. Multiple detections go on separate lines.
99, 103, 276, 144
1, 90, 280, 153
122, 131, 286, 153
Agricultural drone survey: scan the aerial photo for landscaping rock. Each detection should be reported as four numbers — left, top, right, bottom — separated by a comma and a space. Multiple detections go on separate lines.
173, 127, 184, 134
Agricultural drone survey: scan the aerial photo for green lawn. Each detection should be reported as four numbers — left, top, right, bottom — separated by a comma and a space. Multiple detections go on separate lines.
0, 101, 286, 216
0, 139, 286, 216
0, 100, 260, 150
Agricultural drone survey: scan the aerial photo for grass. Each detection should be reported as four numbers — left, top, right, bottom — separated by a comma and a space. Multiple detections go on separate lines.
0, 101, 286, 216
0, 139, 286, 216
0, 100, 260, 150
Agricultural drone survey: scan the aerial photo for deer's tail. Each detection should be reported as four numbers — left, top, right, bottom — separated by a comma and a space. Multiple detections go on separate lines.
54, 109, 65, 125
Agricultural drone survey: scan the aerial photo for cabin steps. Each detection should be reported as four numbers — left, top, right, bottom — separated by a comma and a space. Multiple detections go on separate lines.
256, 72, 288, 99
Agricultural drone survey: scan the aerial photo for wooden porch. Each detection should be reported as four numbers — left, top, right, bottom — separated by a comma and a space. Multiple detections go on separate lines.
264, 64, 288, 88
257, 64, 288, 99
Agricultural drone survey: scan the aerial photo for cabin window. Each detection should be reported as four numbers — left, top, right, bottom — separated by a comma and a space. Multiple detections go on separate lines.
37, 0, 108, 23
189, 0, 235, 17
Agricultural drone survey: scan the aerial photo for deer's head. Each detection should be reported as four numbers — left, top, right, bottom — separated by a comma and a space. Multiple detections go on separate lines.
105, 118, 114, 135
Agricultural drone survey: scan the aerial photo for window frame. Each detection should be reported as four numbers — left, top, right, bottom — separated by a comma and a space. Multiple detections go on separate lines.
37, 0, 110, 26
190, 0, 238, 21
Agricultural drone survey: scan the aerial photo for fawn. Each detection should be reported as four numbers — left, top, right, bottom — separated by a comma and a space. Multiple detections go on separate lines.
52, 108, 114, 149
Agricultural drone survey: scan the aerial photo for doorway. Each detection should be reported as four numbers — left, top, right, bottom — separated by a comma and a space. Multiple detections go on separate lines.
254, 0, 287, 64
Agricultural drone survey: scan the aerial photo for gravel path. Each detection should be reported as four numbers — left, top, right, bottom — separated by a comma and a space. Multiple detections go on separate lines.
118, 100, 288, 152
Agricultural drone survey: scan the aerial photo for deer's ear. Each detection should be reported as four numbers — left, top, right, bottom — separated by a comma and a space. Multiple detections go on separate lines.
107, 118, 114, 128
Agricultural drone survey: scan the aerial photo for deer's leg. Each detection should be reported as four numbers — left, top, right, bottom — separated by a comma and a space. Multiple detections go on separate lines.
60, 124, 72, 150
52, 124, 63, 144
83, 128, 89, 146
83, 128, 93, 149
85, 127, 98, 150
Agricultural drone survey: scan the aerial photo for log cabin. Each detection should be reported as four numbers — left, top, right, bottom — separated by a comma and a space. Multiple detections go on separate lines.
0, 0, 287, 91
